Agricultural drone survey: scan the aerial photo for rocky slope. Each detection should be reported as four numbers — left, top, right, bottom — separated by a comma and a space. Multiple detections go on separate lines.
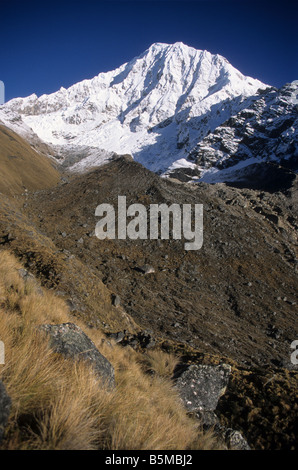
21, 157, 298, 370
177, 81, 298, 183
0, 149, 297, 449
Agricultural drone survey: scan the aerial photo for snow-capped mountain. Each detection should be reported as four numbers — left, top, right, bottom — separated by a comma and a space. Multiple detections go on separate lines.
0, 42, 268, 174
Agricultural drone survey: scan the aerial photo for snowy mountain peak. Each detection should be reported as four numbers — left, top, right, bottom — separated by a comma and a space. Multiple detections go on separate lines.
1, 42, 269, 173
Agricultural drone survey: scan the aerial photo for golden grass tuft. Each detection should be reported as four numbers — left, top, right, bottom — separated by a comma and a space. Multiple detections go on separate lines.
0, 249, 220, 450
138, 348, 180, 378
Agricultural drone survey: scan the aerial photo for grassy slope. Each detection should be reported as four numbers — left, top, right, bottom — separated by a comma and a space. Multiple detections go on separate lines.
0, 124, 60, 196
0, 250, 218, 450
0, 191, 138, 332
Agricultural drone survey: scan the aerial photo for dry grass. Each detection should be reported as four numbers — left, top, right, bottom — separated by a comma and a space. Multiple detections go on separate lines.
138, 349, 180, 378
0, 250, 220, 450
0, 124, 60, 196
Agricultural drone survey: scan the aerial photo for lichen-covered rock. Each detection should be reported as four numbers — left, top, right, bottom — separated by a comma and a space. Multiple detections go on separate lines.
195, 408, 250, 449
222, 428, 251, 450
40, 322, 115, 388
195, 409, 220, 429
173, 363, 231, 412
0, 381, 11, 443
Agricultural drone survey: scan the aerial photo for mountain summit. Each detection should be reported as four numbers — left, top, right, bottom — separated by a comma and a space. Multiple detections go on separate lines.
0, 42, 268, 174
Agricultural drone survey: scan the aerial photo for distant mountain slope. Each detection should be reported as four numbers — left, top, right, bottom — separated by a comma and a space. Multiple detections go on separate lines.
0, 124, 60, 195
178, 81, 298, 184
1, 42, 267, 173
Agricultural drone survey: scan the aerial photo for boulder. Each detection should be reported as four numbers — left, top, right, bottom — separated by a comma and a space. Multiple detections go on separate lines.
107, 329, 156, 350
195, 409, 220, 429
0, 381, 11, 443
40, 323, 115, 388
222, 428, 251, 450
111, 294, 121, 307
173, 363, 231, 412
136, 265, 155, 275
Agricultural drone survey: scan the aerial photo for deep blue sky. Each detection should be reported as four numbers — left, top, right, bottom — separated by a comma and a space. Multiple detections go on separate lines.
1, 0, 297, 101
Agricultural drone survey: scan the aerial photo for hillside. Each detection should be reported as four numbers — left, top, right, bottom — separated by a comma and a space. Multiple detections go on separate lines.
0, 124, 60, 196
0, 150, 297, 449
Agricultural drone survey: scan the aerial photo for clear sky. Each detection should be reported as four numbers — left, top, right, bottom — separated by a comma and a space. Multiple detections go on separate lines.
1, 0, 297, 102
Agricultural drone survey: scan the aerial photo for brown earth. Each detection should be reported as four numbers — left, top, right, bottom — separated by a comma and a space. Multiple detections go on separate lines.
0, 124, 60, 196
22, 156, 298, 369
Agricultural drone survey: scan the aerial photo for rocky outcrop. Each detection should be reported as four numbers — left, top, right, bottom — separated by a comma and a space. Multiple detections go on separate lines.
173, 363, 231, 412
187, 81, 298, 184
0, 381, 11, 443
173, 363, 250, 450
107, 329, 156, 350
40, 323, 115, 388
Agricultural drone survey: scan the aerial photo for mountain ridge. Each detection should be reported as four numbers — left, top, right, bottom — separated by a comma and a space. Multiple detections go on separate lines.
0, 42, 269, 175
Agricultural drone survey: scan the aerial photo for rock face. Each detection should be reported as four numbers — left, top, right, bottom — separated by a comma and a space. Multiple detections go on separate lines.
186, 81, 298, 184
173, 363, 231, 412
40, 323, 115, 388
0, 381, 11, 443
173, 364, 250, 450
222, 428, 251, 450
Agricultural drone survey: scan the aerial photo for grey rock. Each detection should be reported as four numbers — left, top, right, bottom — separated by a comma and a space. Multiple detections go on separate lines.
109, 331, 125, 343
107, 329, 156, 350
111, 294, 121, 307
0, 381, 11, 443
222, 428, 251, 450
195, 410, 220, 429
173, 363, 231, 412
39, 323, 115, 388
195, 409, 250, 450
18, 268, 35, 282
18, 268, 44, 296
137, 264, 155, 274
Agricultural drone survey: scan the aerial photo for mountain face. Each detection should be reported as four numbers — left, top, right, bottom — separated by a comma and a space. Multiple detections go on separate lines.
0, 42, 268, 174
181, 81, 298, 184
